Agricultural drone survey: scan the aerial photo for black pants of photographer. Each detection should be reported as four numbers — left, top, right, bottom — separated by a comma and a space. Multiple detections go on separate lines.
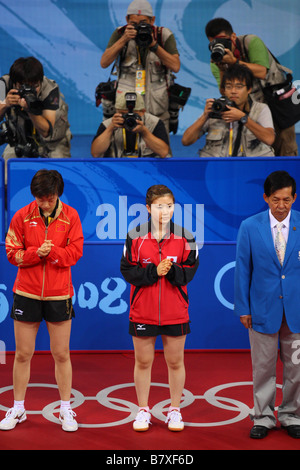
273, 124, 298, 157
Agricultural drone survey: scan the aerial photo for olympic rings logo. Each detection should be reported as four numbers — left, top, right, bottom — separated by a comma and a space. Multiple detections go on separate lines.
0, 381, 283, 428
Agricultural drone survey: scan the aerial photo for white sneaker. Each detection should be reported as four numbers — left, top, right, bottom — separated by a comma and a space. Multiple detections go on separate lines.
0, 408, 27, 430
59, 408, 78, 432
133, 408, 151, 432
165, 409, 184, 431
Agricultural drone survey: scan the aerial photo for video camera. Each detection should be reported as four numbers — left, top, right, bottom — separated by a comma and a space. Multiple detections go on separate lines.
122, 92, 141, 131
208, 37, 232, 63
135, 22, 153, 48
209, 96, 235, 119
13, 84, 43, 115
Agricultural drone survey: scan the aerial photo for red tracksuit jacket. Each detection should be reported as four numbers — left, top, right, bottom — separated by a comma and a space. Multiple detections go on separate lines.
6, 199, 84, 300
120, 220, 199, 325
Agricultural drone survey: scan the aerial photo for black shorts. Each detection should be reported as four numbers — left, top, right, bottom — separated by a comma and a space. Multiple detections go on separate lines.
11, 293, 75, 323
129, 321, 190, 337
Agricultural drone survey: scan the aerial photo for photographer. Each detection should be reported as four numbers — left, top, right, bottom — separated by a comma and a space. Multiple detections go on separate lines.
205, 18, 298, 156
182, 64, 275, 157
0, 57, 71, 164
91, 91, 169, 158
100, 0, 180, 136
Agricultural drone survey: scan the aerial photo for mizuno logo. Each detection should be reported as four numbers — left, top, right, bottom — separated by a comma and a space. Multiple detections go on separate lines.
14, 309, 23, 315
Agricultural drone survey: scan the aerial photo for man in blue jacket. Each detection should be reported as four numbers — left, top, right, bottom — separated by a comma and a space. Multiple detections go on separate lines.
234, 170, 300, 439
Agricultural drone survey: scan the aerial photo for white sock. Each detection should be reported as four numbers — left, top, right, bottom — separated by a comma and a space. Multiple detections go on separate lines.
169, 406, 180, 412
139, 406, 149, 413
14, 400, 25, 411
60, 400, 71, 412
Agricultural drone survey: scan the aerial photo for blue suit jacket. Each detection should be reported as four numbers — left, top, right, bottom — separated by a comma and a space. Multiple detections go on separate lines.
234, 209, 300, 334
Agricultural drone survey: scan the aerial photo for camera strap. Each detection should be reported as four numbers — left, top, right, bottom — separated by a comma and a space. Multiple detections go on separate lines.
135, 47, 146, 95
232, 122, 243, 156
122, 128, 139, 156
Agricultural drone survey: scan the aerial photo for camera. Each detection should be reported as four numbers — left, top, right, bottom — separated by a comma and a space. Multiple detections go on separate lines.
135, 22, 153, 48
122, 92, 141, 131
0, 121, 15, 146
168, 83, 191, 134
209, 96, 235, 119
15, 84, 43, 115
209, 38, 232, 63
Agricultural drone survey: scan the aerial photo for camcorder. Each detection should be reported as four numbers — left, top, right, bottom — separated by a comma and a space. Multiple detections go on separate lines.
13, 84, 43, 115
122, 92, 141, 131
209, 96, 235, 119
209, 37, 232, 63
168, 83, 191, 134
95, 80, 116, 119
134, 22, 153, 48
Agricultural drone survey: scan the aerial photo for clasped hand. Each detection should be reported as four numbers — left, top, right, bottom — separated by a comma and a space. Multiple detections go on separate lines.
157, 258, 173, 277
37, 239, 54, 258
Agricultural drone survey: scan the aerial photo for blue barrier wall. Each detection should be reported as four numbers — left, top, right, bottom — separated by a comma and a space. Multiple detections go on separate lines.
1, 158, 300, 351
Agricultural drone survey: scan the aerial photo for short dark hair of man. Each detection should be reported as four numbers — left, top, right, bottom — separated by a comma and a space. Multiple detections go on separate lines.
221, 63, 254, 91
9, 57, 44, 86
264, 171, 296, 197
30, 169, 64, 198
205, 18, 233, 38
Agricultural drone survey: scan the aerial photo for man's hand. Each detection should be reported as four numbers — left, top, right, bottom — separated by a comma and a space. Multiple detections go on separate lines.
240, 315, 252, 329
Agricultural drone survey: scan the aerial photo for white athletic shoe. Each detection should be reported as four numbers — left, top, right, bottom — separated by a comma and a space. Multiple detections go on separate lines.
133, 409, 151, 432
0, 408, 27, 430
59, 408, 78, 432
165, 409, 184, 431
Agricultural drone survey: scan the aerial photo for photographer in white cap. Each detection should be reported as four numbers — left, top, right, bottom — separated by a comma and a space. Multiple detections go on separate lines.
100, 0, 180, 140
91, 90, 169, 158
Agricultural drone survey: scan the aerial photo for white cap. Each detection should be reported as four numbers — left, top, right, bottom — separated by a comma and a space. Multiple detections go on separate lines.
127, 0, 153, 17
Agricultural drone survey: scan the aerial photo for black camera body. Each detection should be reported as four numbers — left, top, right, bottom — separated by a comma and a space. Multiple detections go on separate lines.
209, 38, 232, 63
15, 84, 43, 115
122, 92, 141, 131
135, 22, 153, 48
209, 96, 235, 119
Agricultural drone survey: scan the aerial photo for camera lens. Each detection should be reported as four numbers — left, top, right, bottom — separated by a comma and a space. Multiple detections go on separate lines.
211, 43, 225, 63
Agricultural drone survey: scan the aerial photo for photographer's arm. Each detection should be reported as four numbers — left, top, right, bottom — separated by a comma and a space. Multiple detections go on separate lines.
181, 99, 213, 146
91, 114, 124, 157
223, 107, 275, 146
138, 124, 169, 158
27, 109, 56, 138
150, 42, 180, 73
100, 26, 136, 68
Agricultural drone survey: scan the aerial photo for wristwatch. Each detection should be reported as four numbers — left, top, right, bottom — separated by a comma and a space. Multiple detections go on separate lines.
149, 43, 159, 52
239, 114, 248, 125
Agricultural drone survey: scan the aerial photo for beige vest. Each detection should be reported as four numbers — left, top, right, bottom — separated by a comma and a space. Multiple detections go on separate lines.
116, 27, 173, 123
200, 101, 275, 157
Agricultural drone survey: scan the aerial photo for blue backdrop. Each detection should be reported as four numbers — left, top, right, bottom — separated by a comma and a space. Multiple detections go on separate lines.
1, 157, 300, 352
0, 0, 299, 135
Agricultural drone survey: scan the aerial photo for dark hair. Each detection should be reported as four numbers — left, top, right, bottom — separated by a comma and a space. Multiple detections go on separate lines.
205, 18, 233, 38
146, 185, 175, 206
30, 170, 64, 198
264, 171, 296, 197
221, 63, 254, 90
9, 57, 44, 86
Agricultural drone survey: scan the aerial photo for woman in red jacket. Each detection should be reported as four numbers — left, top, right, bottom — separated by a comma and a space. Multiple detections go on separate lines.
121, 184, 199, 432
0, 169, 83, 433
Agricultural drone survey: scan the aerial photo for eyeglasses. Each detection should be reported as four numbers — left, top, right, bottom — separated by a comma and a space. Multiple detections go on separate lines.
224, 83, 247, 90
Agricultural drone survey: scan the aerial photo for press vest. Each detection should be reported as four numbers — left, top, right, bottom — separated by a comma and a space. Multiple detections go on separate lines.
1, 75, 70, 153
116, 26, 173, 122
238, 34, 292, 103
200, 101, 275, 157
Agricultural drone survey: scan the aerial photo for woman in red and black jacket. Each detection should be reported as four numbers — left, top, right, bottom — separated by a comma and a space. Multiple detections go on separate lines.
121, 184, 199, 432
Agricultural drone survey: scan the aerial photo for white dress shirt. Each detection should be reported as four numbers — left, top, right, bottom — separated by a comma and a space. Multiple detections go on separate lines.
269, 209, 290, 246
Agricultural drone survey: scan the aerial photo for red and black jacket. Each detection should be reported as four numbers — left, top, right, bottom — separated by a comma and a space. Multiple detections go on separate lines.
120, 220, 199, 325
